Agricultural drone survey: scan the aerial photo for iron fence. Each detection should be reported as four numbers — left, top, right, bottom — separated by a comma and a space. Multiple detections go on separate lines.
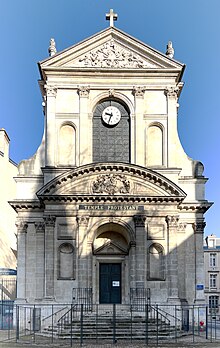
0, 302, 219, 346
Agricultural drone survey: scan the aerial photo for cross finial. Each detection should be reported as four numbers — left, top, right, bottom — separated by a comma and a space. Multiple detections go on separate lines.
106, 9, 118, 27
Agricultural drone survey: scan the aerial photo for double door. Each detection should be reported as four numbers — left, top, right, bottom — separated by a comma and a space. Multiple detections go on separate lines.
99, 263, 121, 304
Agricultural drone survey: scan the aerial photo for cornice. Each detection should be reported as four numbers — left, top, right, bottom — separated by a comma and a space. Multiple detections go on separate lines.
178, 201, 213, 213
9, 200, 43, 213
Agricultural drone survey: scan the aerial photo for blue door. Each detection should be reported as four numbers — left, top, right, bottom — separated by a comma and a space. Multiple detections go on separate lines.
99, 263, 121, 304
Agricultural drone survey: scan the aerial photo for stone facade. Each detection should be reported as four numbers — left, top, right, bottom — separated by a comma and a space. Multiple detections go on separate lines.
0, 129, 17, 270
11, 25, 212, 305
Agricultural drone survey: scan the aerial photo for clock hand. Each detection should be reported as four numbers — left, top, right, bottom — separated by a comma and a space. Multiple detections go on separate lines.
105, 112, 112, 116
108, 112, 113, 124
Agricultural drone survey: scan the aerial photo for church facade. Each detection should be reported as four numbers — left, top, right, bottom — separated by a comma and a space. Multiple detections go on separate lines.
11, 19, 211, 306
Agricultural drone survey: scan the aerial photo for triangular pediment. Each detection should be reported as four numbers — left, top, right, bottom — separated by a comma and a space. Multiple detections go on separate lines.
37, 163, 186, 204
93, 240, 128, 255
39, 27, 184, 72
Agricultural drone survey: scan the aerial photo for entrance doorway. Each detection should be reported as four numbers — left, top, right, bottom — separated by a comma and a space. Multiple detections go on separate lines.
99, 263, 121, 304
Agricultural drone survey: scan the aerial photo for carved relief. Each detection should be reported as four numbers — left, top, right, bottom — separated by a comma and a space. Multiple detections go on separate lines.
78, 40, 156, 68
77, 216, 89, 227
92, 174, 130, 195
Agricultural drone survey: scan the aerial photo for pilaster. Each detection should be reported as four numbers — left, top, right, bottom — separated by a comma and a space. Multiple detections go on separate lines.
16, 221, 28, 301
133, 215, 146, 287
35, 222, 45, 300
166, 215, 180, 302
44, 215, 56, 299
133, 86, 145, 166
45, 85, 57, 167
78, 85, 90, 165
193, 221, 206, 303
77, 215, 90, 287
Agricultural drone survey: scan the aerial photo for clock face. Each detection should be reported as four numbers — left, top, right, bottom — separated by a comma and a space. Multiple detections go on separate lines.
102, 106, 121, 126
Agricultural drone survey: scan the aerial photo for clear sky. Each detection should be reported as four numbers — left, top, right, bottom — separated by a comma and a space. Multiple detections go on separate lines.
1, 0, 219, 237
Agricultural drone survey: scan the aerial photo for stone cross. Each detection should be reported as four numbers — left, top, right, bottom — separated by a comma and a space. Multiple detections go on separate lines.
106, 9, 118, 27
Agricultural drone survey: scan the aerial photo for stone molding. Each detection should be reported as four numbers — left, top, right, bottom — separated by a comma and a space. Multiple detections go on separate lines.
77, 86, 90, 97
44, 216, 56, 227
166, 215, 179, 228
92, 174, 130, 195
193, 222, 206, 234
177, 222, 187, 232
132, 86, 146, 98
35, 222, 45, 233
77, 39, 155, 69
77, 216, 89, 227
16, 221, 28, 234
133, 215, 146, 227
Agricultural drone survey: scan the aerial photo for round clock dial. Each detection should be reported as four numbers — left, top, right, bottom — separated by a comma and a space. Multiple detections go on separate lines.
102, 106, 121, 126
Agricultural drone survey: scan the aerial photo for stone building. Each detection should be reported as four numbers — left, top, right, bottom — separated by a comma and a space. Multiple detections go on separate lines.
204, 234, 220, 314
11, 12, 212, 306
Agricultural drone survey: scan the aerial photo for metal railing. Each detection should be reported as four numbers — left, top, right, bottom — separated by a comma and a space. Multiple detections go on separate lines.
0, 302, 217, 346
130, 287, 150, 311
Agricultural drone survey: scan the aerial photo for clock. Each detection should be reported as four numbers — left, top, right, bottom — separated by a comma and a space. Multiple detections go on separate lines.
102, 106, 121, 126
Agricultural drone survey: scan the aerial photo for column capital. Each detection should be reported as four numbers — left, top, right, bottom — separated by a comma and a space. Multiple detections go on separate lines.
132, 86, 146, 98
193, 221, 206, 234
35, 222, 45, 233
77, 85, 90, 97
133, 215, 146, 227
16, 221, 28, 234
43, 216, 56, 227
77, 215, 90, 227
44, 85, 57, 97
166, 215, 179, 227
164, 86, 179, 98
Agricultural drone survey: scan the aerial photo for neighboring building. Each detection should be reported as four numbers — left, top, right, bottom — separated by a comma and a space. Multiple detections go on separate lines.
0, 129, 17, 300
11, 12, 212, 306
204, 234, 220, 314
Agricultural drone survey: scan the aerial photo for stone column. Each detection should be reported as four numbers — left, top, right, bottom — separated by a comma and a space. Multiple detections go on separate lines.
16, 221, 28, 301
77, 215, 89, 288
164, 86, 180, 168
193, 221, 206, 303
133, 215, 146, 288
35, 222, 45, 300
44, 216, 56, 299
166, 215, 180, 302
45, 85, 57, 167
133, 86, 145, 166
78, 86, 90, 166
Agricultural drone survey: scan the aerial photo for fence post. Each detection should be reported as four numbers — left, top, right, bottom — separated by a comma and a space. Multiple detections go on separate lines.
156, 304, 159, 346
51, 304, 54, 343
16, 305, 19, 342
70, 304, 73, 347
145, 304, 148, 345
80, 304, 83, 347
113, 303, 116, 344
205, 305, 208, 340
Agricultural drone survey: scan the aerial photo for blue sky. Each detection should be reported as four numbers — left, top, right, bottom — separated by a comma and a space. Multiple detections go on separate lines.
1, 0, 219, 237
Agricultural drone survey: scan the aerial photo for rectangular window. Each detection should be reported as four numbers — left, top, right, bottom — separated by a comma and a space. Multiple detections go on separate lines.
209, 295, 219, 309
210, 274, 217, 288
210, 253, 217, 267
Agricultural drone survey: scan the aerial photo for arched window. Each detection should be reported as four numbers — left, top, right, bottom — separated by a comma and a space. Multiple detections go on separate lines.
58, 243, 75, 279
58, 124, 76, 166
93, 99, 130, 163
148, 243, 165, 280
147, 124, 163, 166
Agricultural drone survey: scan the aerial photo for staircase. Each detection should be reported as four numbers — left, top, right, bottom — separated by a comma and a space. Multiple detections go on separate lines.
41, 304, 182, 342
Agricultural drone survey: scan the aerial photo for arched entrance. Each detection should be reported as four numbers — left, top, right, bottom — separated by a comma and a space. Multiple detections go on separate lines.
93, 222, 131, 304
